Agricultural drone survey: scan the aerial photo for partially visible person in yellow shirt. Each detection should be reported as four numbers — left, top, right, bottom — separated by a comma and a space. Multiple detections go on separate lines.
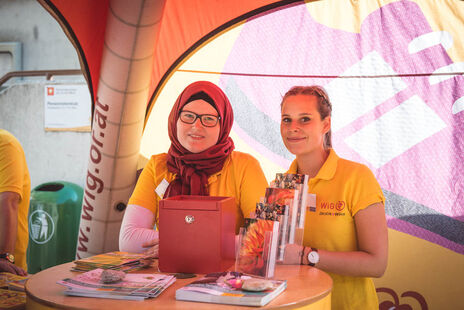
280, 86, 388, 310
0, 129, 30, 275
119, 81, 268, 256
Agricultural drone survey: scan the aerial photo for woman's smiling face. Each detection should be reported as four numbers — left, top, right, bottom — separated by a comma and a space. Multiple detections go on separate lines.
280, 94, 331, 156
176, 99, 220, 153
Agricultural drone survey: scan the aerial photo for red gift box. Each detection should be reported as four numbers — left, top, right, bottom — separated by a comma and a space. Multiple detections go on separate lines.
158, 195, 236, 274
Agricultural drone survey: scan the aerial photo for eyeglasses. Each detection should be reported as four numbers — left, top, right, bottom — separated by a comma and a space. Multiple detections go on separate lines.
179, 110, 220, 127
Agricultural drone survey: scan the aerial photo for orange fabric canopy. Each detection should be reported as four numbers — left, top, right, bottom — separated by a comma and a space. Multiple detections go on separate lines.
39, 0, 288, 110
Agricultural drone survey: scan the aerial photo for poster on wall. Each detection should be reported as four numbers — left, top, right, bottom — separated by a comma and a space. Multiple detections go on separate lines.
44, 84, 91, 131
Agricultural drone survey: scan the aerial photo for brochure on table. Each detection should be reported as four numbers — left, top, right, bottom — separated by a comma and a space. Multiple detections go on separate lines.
236, 173, 311, 278
57, 268, 175, 301
176, 271, 287, 307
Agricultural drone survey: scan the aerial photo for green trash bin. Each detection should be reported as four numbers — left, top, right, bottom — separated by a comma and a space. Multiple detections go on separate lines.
26, 181, 83, 274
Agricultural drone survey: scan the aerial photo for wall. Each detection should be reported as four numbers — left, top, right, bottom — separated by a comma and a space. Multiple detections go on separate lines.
0, 0, 80, 74
0, 0, 90, 189
0, 82, 90, 189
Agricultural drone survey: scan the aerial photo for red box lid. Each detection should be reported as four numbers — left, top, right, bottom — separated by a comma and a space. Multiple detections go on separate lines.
160, 195, 233, 211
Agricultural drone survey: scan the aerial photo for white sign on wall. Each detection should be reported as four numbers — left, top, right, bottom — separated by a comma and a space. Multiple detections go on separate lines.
44, 84, 91, 131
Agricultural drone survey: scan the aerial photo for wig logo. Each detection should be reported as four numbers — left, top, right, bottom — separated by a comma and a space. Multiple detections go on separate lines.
29, 209, 55, 244
319, 201, 346, 216
320, 201, 345, 212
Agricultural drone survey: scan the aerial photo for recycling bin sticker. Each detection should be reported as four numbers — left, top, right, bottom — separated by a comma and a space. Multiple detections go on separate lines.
29, 210, 55, 244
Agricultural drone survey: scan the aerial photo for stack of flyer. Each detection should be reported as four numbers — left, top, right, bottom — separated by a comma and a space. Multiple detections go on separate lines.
0, 272, 28, 292
235, 218, 280, 278
57, 268, 176, 301
0, 289, 26, 310
0, 273, 28, 310
274, 173, 310, 238
176, 272, 286, 307
72, 251, 153, 272
270, 173, 311, 260
236, 173, 311, 278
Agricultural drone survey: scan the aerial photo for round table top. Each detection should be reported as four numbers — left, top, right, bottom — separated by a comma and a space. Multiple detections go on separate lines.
25, 261, 332, 309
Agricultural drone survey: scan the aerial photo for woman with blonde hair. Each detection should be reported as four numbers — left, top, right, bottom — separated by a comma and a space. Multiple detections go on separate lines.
280, 85, 388, 310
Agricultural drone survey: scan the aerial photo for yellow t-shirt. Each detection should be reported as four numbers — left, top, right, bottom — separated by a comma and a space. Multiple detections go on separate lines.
0, 130, 30, 270
287, 149, 385, 310
129, 151, 268, 233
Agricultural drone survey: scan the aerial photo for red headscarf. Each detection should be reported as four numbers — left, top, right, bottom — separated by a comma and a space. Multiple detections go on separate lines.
164, 81, 235, 197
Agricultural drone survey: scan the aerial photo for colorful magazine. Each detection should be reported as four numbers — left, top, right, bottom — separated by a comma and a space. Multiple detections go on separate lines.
72, 251, 153, 272
274, 173, 309, 230
255, 202, 287, 221
0, 273, 28, 292
264, 187, 300, 244
57, 268, 176, 300
0, 288, 26, 310
255, 201, 289, 262
176, 272, 287, 307
235, 218, 279, 278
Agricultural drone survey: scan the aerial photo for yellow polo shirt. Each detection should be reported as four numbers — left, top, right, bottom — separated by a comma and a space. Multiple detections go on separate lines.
0, 130, 30, 270
129, 151, 268, 233
287, 149, 385, 310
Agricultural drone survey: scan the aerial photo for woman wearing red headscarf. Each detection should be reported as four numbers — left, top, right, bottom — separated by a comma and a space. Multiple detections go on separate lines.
119, 81, 268, 256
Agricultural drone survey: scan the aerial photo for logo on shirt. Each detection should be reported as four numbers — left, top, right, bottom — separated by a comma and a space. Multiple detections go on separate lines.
29, 209, 55, 244
319, 201, 346, 216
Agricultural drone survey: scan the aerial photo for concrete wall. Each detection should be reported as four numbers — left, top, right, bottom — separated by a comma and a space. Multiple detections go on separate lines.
0, 82, 91, 189
0, 0, 80, 76
0, 0, 91, 189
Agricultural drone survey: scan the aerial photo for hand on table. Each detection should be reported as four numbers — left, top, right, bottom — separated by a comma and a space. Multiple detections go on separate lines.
0, 259, 27, 276
142, 238, 159, 258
